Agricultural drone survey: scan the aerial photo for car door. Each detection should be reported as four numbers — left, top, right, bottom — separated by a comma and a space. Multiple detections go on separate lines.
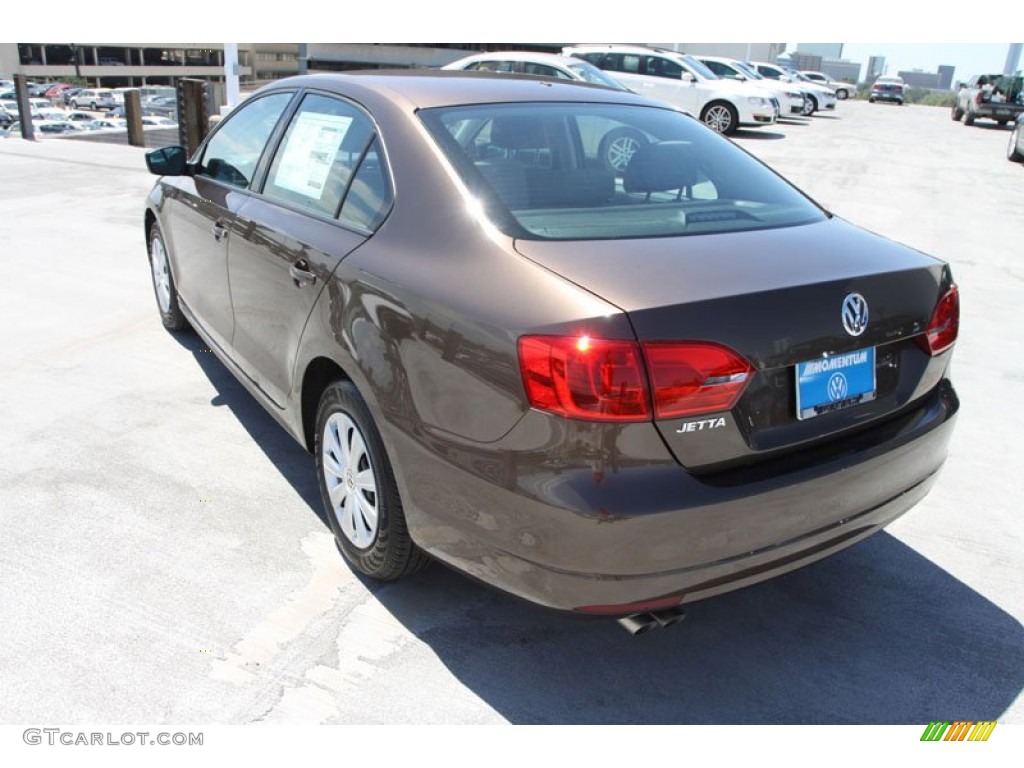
227, 92, 393, 407
641, 54, 702, 116
162, 92, 294, 352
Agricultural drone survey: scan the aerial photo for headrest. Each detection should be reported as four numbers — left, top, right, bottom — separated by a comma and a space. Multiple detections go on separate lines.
623, 140, 698, 194
490, 116, 548, 150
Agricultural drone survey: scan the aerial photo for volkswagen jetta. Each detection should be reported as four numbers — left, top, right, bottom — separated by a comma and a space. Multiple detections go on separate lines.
143, 72, 959, 622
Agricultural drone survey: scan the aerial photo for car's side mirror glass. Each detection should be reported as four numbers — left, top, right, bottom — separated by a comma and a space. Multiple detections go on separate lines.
146, 145, 189, 176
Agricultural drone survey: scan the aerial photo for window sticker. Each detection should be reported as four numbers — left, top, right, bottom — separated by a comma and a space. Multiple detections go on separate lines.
273, 111, 354, 199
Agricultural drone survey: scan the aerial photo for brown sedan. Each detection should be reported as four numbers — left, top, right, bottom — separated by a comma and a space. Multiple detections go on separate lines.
144, 72, 959, 633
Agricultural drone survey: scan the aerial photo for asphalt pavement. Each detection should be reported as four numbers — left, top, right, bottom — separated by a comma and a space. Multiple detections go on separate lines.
0, 100, 1021, 725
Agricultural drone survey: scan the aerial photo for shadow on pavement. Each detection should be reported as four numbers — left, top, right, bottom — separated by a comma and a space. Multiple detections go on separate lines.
369, 534, 1024, 724
173, 329, 1024, 725
733, 130, 786, 141
171, 329, 331, 531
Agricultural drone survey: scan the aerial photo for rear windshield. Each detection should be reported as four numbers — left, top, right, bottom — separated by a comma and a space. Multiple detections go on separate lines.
419, 102, 825, 241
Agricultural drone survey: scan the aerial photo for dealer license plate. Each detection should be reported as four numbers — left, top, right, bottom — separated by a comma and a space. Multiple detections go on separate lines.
795, 348, 876, 420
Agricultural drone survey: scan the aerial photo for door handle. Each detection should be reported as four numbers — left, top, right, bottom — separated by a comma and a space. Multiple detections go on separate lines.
212, 220, 228, 242
289, 260, 316, 288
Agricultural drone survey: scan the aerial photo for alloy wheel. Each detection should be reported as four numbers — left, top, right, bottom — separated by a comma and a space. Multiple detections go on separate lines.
704, 104, 733, 133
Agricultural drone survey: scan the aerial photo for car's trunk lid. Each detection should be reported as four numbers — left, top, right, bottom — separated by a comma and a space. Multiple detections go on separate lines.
514, 218, 951, 471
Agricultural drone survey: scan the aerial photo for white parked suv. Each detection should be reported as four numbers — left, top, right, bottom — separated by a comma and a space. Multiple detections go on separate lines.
695, 55, 806, 117
749, 62, 837, 113
70, 88, 115, 111
563, 45, 778, 135
442, 51, 630, 92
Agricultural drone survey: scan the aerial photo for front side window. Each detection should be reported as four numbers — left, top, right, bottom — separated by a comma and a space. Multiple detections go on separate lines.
421, 102, 825, 241
644, 56, 682, 80
199, 92, 292, 188
521, 62, 572, 79
263, 93, 375, 218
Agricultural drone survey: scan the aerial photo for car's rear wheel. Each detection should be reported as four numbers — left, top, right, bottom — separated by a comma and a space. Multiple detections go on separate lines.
952, 103, 964, 121
806, 95, 819, 114
315, 380, 429, 581
1009, 124, 1024, 162
701, 101, 738, 135
147, 225, 187, 331
964, 109, 975, 126
598, 127, 646, 173
835, 88, 848, 100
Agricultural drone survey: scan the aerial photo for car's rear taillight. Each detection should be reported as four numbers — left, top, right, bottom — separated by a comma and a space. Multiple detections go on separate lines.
518, 335, 651, 421
915, 284, 959, 355
642, 342, 753, 418
976, 92, 984, 105
518, 336, 753, 422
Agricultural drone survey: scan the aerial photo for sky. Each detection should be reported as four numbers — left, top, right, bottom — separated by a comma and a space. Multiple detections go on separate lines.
11, 1, 1021, 87
801, 44, 1017, 83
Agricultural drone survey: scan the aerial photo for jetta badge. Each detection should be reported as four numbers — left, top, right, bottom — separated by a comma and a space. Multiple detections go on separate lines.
842, 293, 869, 337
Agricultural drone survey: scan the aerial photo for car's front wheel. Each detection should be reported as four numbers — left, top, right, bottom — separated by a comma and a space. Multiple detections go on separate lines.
597, 127, 646, 173
964, 109, 975, 126
1009, 124, 1024, 162
835, 88, 848, 100
952, 103, 964, 121
315, 380, 429, 581
147, 224, 188, 331
700, 101, 738, 135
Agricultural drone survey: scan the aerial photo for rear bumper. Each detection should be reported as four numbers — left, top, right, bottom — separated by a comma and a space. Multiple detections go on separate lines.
393, 380, 958, 613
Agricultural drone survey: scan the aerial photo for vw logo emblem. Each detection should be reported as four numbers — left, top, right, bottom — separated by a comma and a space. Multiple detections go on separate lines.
827, 372, 848, 401
842, 293, 869, 337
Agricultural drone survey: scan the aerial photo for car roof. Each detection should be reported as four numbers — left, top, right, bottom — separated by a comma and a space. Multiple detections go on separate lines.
449, 51, 588, 66
251, 71, 654, 111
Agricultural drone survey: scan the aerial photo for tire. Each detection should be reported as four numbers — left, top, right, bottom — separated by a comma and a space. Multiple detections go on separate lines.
1009, 124, 1024, 162
315, 380, 429, 581
597, 127, 646, 173
897, 100, 904, 106
997, 120, 1008, 126
90, 101, 98, 111
806, 95, 819, 114
868, 97, 875, 104
147, 224, 188, 331
700, 100, 739, 135
952, 103, 964, 121
964, 109, 975, 126
835, 88, 848, 100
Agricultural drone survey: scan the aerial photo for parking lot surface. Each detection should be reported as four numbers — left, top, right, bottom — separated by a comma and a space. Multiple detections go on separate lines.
0, 100, 1021, 724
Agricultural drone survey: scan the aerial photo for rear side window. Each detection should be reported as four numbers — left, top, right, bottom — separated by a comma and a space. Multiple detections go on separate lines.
339, 137, 393, 232
200, 92, 292, 188
263, 93, 375, 218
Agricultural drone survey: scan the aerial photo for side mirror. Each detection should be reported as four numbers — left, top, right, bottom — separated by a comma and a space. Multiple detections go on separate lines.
145, 145, 189, 176
680, 72, 696, 83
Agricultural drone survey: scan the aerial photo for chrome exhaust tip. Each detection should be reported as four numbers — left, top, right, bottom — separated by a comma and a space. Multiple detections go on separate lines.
617, 613, 660, 635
